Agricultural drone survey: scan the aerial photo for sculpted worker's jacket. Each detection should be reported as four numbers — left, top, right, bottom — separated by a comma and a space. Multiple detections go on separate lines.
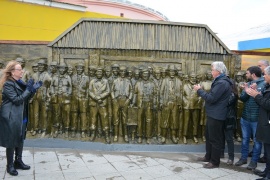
183, 82, 201, 109
50, 74, 72, 104
89, 78, 110, 107
111, 77, 133, 100
71, 74, 89, 99
133, 80, 156, 108
160, 77, 182, 106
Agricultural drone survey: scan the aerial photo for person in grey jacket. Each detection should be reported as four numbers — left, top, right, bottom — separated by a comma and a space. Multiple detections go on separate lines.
0, 60, 42, 176
193, 61, 232, 169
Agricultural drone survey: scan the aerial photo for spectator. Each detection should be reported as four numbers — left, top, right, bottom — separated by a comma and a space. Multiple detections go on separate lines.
194, 61, 231, 169
221, 77, 238, 165
0, 60, 42, 176
234, 66, 264, 170
246, 65, 270, 179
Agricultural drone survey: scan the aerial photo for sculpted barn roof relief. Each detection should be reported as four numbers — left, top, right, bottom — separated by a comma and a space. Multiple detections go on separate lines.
49, 19, 230, 54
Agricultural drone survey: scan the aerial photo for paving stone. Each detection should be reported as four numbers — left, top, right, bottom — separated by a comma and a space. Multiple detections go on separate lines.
111, 160, 141, 172
0, 146, 265, 180
143, 164, 175, 178
120, 168, 153, 180
94, 172, 125, 180
87, 162, 118, 176
103, 154, 130, 162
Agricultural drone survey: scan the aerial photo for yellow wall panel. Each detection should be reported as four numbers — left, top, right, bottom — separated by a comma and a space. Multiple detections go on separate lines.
0, 0, 119, 41
241, 55, 270, 70
250, 49, 270, 52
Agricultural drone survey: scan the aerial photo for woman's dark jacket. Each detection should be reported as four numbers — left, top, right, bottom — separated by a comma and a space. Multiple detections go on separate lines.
225, 79, 238, 130
254, 84, 270, 144
197, 74, 232, 120
0, 79, 32, 148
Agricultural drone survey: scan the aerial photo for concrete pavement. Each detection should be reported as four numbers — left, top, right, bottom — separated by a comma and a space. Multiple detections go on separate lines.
0, 138, 265, 179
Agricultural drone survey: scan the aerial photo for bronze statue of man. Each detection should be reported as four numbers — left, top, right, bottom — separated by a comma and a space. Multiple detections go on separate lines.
67, 64, 74, 77
48, 61, 59, 137
50, 62, 72, 138
15, 57, 31, 83
176, 69, 184, 140
127, 67, 133, 80
200, 70, 212, 142
111, 63, 120, 81
29, 63, 39, 135
161, 68, 167, 79
133, 68, 156, 144
234, 71, 245, 142
33, 58, 51, 136
88, 65, 97, 81
71, 63, 89, 138
131, 68, 140, 87
152, 68, 162, 140
159, 65, 182, 144
182, 72, 201, 144
104, 66, 113, 136
89, 67, 111, 143
111, 65, 133, 142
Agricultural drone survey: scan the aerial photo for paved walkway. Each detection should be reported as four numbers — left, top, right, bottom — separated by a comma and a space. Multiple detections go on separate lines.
0, 139, 265, 179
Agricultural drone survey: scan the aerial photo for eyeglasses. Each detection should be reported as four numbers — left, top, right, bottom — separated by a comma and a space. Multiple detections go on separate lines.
14, 69, 23, 71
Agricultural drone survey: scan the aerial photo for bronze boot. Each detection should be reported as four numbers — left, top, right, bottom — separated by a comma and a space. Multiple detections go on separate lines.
160, 129, 167, 144
105, 131, 111, 144
64, 128, 69, 138
171, 130, 178, 144
124, 127, 129, 143
90, 130, 96, 141
113, 126, 118, 142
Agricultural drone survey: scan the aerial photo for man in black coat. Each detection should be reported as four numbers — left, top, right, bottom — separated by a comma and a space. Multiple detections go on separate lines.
193, 61, 232, 169
246, 65, 270, 180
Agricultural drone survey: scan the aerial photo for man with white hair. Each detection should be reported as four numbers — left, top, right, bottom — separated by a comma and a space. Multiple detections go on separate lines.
194, 61, 232, 169
258, 60, 269, 75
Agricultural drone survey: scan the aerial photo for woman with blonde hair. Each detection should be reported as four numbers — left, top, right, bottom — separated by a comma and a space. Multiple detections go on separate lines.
0, 60, 42, 176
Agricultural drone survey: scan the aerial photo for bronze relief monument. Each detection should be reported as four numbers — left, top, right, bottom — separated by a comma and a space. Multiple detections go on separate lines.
8, 19, 241, 144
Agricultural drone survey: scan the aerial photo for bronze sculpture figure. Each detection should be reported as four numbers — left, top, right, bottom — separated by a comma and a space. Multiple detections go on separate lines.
159, 65, 182, 144
200, 70, 212, 142
182, 72, 201, 144
89, 67, 111, 143
71, 63, 89, 138
111, 65, 133, 142
133, 68, 156, 144
50, 62, 72, 138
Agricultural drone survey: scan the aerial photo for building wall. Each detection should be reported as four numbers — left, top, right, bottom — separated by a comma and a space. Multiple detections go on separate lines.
0, 0, 119, 42
56, 0, 167, 21
0, 44, 48, 63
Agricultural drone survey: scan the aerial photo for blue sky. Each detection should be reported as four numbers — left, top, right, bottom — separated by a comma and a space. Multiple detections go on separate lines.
131, 0, 270, 40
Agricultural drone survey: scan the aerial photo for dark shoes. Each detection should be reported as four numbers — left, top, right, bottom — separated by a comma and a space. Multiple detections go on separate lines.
6, 165, 18, 176
247, 161, 257, 170
226, 159, 234, 165
253, 169, 266, 178
258, 156, 267, 163
256, 177, 270, 180
14, 159, 31, 170
235, 159, 247, 166
203, 162, 219, 169
197, 157, 210, 162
